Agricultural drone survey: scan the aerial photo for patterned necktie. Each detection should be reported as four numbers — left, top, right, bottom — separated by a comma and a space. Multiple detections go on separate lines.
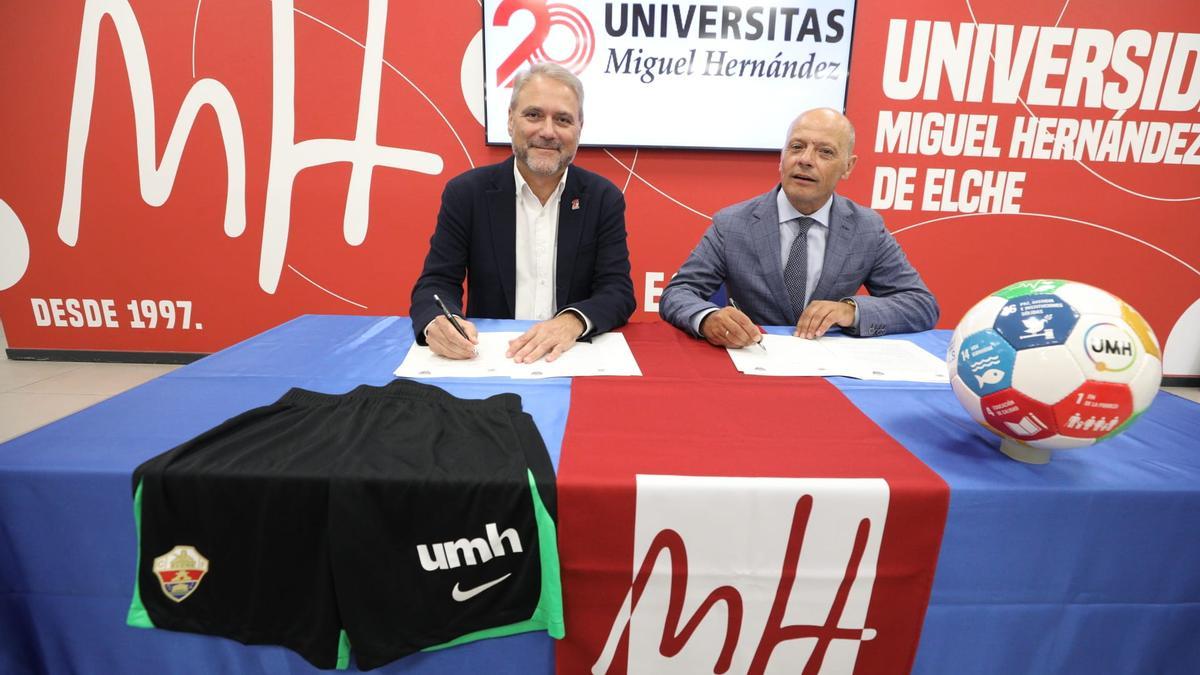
783, 217, 814, 320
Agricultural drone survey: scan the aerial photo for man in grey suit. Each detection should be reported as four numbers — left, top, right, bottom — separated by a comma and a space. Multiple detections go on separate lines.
659, 108, 938, 348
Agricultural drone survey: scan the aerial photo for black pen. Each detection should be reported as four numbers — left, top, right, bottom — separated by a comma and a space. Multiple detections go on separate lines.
433, 293, 474, 345
728, 298, 768, 353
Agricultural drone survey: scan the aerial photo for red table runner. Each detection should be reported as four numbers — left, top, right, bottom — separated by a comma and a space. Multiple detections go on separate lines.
557, 323, 949, 674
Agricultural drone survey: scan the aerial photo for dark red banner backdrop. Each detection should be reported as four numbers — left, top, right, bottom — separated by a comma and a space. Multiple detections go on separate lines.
0, 1, 1197, 374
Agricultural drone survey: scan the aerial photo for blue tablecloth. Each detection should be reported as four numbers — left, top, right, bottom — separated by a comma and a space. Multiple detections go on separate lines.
824, 329, 1200, 674
1, 315, 1197, 674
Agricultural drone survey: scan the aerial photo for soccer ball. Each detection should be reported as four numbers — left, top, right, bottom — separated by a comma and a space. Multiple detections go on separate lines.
947, 279, 1161, 464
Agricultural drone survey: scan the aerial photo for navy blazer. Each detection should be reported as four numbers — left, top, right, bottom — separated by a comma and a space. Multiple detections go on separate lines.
410, 158, 635, 342
660, 188, 939, 337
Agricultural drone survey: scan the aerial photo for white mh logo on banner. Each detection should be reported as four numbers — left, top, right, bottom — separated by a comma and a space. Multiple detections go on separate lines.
53, 0, 444, 296
594, 475, 888, 674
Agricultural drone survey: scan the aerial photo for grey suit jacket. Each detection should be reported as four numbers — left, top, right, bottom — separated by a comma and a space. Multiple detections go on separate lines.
659, 188, 938, 337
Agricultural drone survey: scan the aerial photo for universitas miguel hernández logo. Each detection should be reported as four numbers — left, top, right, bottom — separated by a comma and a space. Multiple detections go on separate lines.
493, 0, 596, 87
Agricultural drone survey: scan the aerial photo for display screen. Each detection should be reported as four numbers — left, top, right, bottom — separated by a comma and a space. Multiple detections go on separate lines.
482, 0, 858, 151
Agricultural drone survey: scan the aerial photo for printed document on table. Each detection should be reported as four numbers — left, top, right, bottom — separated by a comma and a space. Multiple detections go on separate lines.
822, 337, 949, 382
727, 334, 948, 382
394, 332, 641, 379
727, 334, 852, 377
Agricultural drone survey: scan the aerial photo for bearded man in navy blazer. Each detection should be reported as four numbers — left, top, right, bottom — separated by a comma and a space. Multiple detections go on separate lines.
410, 63, 635, 363
660, 108, 938, 348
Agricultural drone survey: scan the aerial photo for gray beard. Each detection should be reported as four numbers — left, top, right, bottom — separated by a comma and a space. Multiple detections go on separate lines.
515, 145, 572, 176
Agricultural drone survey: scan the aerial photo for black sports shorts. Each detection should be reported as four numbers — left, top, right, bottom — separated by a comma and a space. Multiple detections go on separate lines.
127, 379, 563, 670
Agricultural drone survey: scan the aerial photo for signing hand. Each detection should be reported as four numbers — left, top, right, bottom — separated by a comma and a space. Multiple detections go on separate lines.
506, 313, 585, 363
700, 307, 764, 349
427, 315, 479, 359
794, 300, 855, 339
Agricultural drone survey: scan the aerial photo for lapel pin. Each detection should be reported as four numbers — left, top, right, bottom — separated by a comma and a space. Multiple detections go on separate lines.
571, 198, 580, 210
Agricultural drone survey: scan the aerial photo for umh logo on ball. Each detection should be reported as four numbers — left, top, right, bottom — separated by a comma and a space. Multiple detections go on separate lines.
1083, 322, 1137, 372
492, 0, 596, 87
592, 475, 888, 674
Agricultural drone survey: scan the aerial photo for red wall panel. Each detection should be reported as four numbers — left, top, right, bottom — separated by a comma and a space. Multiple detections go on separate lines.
1, 1, 1196, 374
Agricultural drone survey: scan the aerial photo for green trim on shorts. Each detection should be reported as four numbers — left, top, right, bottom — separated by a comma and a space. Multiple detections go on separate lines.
422, 469, 565, 651
126, 480, 155, 629
528, 468, 565, 638
336, 630, 351, 669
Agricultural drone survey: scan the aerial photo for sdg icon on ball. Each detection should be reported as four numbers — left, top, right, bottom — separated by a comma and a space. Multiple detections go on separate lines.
946, 280, 1162, 464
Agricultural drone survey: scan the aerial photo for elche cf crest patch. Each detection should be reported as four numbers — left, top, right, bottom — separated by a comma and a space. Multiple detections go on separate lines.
153, 545, 209, 602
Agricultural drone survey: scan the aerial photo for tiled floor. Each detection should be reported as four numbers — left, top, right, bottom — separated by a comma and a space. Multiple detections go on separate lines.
0, 319, 1197, 444
0, 321, 180, 443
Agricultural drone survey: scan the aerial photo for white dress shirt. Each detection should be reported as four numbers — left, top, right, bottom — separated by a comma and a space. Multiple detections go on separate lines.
513, 164, 567, 321
512, 164, 593, 335
421, 164, 591, 339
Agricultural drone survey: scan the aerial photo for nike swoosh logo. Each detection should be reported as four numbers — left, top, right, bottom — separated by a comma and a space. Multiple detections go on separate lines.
452, 573, 512, 602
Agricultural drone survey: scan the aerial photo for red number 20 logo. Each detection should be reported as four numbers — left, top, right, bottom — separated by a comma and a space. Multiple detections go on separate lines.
493, 0, 595, 87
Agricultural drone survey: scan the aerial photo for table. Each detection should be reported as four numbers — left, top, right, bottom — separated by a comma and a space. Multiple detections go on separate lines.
2, 315, 1197, 674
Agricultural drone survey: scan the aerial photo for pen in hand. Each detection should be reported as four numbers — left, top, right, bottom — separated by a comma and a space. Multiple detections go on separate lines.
728, 298, 768, 353
433, 294, 477, 354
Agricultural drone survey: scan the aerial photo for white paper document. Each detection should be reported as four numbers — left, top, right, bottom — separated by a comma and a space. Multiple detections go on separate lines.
393, 332, 641, 379
727, 334, 949, 382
